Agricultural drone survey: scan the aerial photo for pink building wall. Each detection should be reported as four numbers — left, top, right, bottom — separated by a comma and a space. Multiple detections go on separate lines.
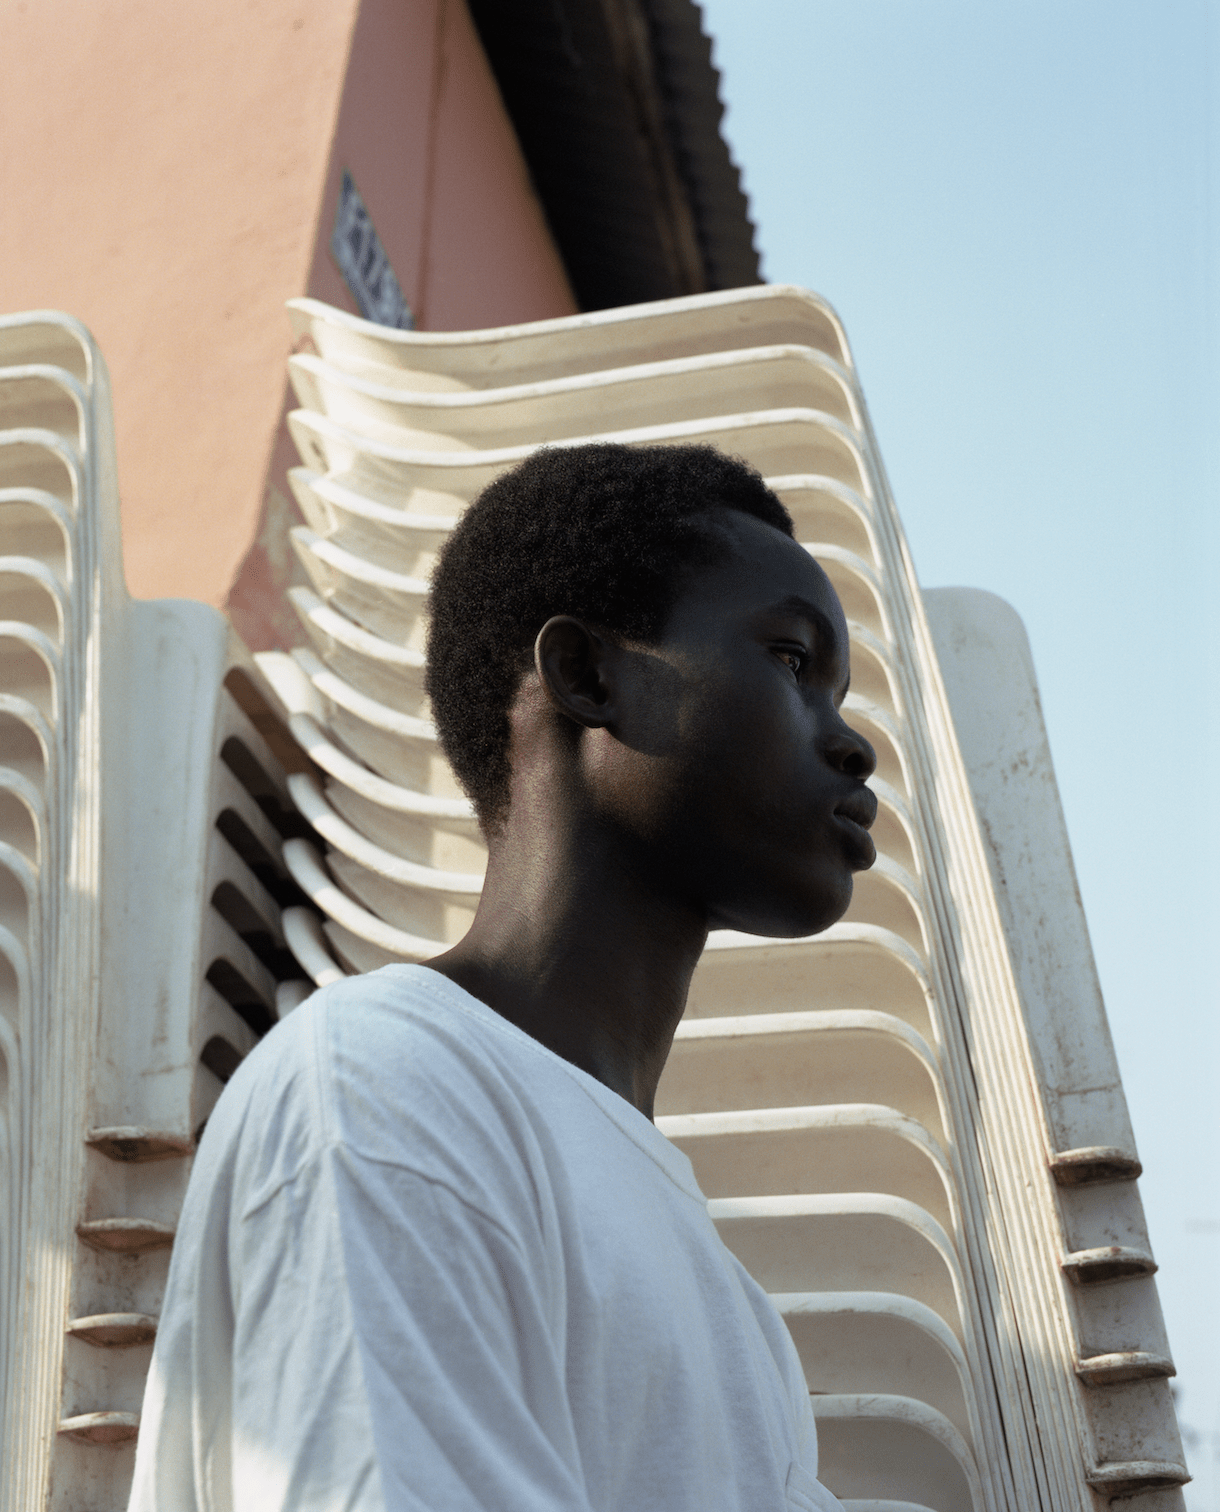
1, 0, 576, 645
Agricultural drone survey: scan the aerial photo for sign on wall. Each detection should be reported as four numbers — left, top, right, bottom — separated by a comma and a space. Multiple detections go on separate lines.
330, 170, 415, 330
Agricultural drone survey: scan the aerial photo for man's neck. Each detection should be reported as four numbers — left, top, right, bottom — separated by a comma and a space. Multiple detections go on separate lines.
426, 810, 707, 1121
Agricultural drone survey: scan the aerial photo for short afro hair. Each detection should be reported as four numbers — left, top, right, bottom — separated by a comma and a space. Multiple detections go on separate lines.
425, 442, 794, 831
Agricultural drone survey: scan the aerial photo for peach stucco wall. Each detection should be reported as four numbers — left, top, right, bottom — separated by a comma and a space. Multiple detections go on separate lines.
1, 0, 575, 642
303, 0, 577, 333
228, 0, 578, 648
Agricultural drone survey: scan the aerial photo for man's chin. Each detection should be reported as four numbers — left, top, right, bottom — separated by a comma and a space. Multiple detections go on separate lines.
707, 873, 854, 941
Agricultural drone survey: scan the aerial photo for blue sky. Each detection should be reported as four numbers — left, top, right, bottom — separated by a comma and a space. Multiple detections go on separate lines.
697, 0, 1219, 1496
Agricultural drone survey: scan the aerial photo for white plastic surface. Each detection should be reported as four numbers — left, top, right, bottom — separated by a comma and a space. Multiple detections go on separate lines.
0, 314, 310, 1512
258, 287, 1187, 1512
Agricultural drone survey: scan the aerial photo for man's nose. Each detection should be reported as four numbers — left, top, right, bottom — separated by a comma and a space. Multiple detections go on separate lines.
827, 717, 877, 779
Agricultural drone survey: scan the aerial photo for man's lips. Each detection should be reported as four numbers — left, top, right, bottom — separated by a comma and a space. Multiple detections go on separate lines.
832, 788, 877, 870
833, 787, 878, 832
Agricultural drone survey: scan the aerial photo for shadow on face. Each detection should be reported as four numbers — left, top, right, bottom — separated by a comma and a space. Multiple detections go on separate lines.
584, 511, 877, 938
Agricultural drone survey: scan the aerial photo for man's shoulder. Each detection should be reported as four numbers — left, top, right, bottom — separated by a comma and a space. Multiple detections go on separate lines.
214, 964, 577, 1188
240, 963, 513, 1087
304, 963, 555, 1104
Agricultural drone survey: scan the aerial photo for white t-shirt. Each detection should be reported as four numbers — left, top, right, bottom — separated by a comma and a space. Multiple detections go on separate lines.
129, 964, 840, 1512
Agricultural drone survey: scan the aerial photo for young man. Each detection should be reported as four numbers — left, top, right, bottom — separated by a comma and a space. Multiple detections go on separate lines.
129, 442, 878, 1511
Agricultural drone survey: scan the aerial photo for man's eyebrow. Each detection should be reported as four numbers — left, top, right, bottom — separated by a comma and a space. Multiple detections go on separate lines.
768, 594, 840, 647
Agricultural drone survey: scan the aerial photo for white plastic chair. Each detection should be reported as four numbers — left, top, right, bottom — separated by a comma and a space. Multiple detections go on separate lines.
260, 286, 1189, 1510
288, 284, 852, 387
0, 314, 314, 1511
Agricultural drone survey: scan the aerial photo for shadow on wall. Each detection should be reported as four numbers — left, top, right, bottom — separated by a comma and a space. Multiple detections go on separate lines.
226, 383, 312, 654
225, 0, 576, 652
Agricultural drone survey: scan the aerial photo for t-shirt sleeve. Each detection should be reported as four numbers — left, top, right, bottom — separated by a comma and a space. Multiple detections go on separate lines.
227, 1141, 593, 1512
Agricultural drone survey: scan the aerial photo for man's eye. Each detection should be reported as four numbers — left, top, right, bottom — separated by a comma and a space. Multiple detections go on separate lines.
776, 648, 804, 676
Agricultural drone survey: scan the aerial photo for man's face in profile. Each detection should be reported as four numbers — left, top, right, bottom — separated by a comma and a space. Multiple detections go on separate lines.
592, 507, 877, 940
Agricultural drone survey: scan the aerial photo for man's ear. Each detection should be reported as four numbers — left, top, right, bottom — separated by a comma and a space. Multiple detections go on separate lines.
534, 616, 615, 729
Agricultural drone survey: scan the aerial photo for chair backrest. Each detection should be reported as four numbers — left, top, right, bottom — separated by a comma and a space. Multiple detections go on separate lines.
261, 286, 1188, 1512
0, 313, 311, 1512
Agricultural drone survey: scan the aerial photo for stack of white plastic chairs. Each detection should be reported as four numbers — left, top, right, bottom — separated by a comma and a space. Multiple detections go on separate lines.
0, 312, 313, 1512
264, 286, 1189, 1512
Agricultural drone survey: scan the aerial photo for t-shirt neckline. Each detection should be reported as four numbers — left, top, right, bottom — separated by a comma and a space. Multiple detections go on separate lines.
386, 963, 706, 1201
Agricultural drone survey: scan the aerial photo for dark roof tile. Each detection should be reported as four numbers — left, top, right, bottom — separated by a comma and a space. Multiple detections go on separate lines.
466, 0, 760, 310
